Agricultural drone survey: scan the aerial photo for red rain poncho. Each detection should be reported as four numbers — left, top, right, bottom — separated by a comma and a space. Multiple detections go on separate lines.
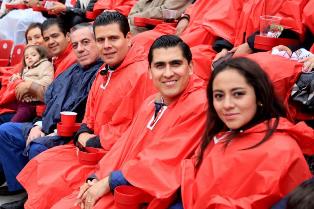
182, 118, 314, 209
93, 0, 136, 16
233, 0, 308, 46
49, 75, 207, 209
245, 52, 313, 121
53, 44, 76, 78
18, 45, 155, 209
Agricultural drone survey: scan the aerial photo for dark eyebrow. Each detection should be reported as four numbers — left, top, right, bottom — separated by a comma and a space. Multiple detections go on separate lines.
153, 61, 166, 66
213, 89, 223, 93
169, 59, 183, 64
231, 87, 246, 91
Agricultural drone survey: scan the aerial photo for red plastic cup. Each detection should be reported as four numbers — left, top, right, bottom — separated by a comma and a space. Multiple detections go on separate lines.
114, 186, 144, 209
60, 111, 77, 126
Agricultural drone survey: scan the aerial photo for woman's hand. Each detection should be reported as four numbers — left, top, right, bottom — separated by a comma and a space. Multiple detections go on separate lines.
76, 177, 110, 209
232, 43, 253, 57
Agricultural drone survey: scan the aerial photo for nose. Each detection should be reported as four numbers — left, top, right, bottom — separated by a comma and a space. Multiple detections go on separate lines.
47, 38, 54, 46
222, 95, 234, 109
104, 39, 111, 49
163, 65, 174, 78
76, 43, 84, 53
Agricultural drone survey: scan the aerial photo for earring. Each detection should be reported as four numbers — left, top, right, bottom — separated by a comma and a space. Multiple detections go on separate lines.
257, 102, 263, 107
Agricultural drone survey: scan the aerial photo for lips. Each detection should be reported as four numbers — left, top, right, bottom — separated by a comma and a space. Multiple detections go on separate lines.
223, 113, 239, 120
103, 51, 116, 57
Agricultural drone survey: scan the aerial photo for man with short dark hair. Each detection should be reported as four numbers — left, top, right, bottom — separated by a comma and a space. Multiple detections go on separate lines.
15, 18, 76, 103
0, 22, 102, 209
31, 35, 207, 209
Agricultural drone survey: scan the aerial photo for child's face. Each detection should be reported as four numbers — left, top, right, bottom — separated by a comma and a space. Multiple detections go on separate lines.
24, 47, 41, 67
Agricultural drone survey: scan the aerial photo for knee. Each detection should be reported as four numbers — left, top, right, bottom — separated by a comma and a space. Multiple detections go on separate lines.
0, 122, 15, 136
28, 143, 47, 160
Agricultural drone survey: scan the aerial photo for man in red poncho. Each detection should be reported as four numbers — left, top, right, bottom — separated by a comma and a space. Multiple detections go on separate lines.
26, 35, 207, 209
18, 11, 155, 209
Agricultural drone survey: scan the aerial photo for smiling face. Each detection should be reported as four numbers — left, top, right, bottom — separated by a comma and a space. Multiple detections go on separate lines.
213, 68, 257, 130
24, 46, 41, 67
70, 27, 99, 68
94, 23, 131, 67
26, 27, 44, 46
43, 24, 69, 57
149, 46, 193, 105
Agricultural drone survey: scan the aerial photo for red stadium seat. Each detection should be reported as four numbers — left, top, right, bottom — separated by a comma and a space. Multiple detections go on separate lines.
0, 40, 14, 67
10, 44, 25, 66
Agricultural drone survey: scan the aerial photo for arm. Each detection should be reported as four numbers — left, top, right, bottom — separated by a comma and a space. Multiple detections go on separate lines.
130, 0, 191, 21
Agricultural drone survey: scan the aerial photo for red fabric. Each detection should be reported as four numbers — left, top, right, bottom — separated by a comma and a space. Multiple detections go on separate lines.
190, 45, 216, 81
0, 79, 22, 105
131, 23, 176, 57
53, 44, 76, 78
182, 118, 314, 209
18, 45, 155, 209
302, 1, 314, 34
245, 52, 301, 101
0, 63, 23, 115
310, 44, 314, 54
83, 45, 155, 148
234, 0, 307, 46
181, 0, 241, 46
131, 0, 240, 51
45, 75, 207, 209
93, 0, 137, 16
245, 52, 313, 121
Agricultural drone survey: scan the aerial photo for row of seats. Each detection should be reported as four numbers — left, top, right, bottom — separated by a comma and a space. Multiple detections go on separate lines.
0, 39, 25, 67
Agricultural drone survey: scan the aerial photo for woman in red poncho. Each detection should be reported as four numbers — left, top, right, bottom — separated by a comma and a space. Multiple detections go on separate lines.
181, 57, 314, 209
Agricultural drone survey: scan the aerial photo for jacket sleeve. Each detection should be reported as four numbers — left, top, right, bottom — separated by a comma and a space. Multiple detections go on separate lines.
129, 0, 192, 22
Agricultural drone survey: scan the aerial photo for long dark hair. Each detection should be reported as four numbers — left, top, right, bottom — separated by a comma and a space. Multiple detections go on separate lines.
196, 57, 286, 167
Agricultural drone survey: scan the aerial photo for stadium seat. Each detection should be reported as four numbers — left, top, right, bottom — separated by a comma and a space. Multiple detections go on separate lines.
10, 44, 25, 66
0, 40, 14, 67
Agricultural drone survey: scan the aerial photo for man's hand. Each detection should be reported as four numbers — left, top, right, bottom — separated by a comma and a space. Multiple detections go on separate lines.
27, 126, 45, 146
76, 177, 110, 209
272, 45, 292, 57
15, 81, 32, 101
176, 18, 189, 36
232, 43, 253, 57
47, 1, 66, 15
78, 133, 96, 147
211, 48, 229, 70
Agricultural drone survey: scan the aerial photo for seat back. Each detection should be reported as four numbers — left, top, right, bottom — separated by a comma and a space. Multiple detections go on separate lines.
10, 44, 25, 66
0, 40, 14, 67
